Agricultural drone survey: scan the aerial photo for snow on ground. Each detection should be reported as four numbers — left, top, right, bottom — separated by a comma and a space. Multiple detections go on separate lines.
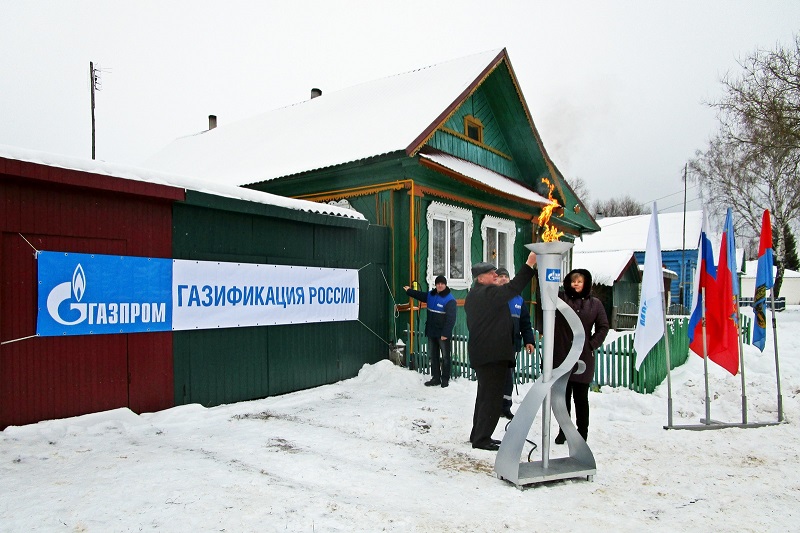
2, 308, 799, 532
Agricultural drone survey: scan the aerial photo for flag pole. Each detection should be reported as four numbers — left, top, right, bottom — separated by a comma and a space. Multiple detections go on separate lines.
700, 287, 711, 425
736, 294, 747, 424
661, 292, 674, 428
769, 289, 784, 422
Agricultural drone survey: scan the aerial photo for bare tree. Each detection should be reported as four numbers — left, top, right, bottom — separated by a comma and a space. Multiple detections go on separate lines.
591, 195, 649, 217
565, 176, 591, 209
688, 35, 800, 296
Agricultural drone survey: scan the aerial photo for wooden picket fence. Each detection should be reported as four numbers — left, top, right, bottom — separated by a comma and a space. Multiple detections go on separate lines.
406, 313, 752, 394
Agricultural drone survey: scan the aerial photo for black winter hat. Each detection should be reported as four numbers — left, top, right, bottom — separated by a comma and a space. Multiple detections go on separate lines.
434, 275, 447, 285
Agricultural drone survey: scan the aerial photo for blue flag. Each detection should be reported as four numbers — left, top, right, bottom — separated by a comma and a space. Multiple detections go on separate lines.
723, 208, 739, 298
753, 210, 774, 351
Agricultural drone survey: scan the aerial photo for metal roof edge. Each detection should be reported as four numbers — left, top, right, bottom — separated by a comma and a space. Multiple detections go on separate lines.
183, 190, 369, 229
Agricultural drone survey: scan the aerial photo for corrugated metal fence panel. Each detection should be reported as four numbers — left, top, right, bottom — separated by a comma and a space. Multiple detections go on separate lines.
173, 327, 269, 407
1, 176, 174, 428
312, 223, 391, 378
172, 202, 390, 407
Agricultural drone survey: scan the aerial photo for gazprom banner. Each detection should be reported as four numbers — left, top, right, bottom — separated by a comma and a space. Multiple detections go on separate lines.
36, 251, 359, 337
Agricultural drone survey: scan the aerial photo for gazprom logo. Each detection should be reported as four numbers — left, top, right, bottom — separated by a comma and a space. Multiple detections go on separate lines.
44, 261, 166, 329
47, 264, 88, 325
545, 268, 561, 282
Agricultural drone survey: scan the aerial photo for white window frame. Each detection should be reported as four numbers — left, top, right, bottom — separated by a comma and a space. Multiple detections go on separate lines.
426, 202, 473, 290
481, 215, 517, 273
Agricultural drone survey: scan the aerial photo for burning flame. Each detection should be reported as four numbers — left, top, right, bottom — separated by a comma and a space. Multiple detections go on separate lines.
538, 178, 564, 242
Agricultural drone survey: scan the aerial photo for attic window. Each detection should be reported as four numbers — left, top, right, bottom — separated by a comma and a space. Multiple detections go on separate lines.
464, 115, 483, 143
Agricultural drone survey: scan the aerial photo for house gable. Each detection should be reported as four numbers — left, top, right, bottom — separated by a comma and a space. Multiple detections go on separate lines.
419, 61, 551, 187
435, 88, 518, 178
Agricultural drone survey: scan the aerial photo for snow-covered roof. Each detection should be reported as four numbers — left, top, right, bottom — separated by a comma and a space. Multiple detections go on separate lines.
419, 152, 549, 205
0, 144, 365, 221
572, 250, 639, 286
144, 49, 505, 186
741, 260, 800, 279
574, 211, 703, 253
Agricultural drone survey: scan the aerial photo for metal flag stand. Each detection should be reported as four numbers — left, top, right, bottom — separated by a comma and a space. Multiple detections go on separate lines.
664, 287, 784, 431
494, 241, 596, 488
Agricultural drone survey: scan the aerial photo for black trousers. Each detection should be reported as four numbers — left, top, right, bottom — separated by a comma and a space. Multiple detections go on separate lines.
470, 361, 507, 447
428, 337, 451, 383
502, 367, 514, 410
563, 381, 590, 438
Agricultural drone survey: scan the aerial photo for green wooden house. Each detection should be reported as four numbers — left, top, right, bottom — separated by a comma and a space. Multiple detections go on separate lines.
147, 48, 600, 352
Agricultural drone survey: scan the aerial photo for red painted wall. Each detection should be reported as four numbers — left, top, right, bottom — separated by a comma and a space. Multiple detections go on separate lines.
0, 158, 182, 428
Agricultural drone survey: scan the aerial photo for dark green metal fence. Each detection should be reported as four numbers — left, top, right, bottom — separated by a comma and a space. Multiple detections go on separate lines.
407, 315, 753, 394
172, 197, 391, 408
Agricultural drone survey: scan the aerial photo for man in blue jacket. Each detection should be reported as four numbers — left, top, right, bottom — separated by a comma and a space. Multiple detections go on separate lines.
495, 267, 536, 420
405, 276, 457, 387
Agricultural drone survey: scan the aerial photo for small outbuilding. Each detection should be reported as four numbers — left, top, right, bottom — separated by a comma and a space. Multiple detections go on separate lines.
740, 260, 800, 306
574, 211, 702, 309
572, 250, 642, 330
1, 145, 386, 429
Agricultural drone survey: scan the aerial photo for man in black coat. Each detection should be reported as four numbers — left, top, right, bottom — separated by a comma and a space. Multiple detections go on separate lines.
495, 267, 536, 420
465, 252, 537, 451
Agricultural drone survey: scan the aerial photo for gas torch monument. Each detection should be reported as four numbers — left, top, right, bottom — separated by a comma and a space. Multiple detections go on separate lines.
494, 189, 596, 488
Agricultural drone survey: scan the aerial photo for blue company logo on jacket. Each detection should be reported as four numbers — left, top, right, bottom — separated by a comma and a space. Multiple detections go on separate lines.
37, 251, 171, 336
417, 287, 456, 339
507, 295, 523, 318
427, 290, 456, 314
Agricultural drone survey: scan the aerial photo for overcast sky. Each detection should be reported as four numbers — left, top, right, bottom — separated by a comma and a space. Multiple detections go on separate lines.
2, 1, 798, 213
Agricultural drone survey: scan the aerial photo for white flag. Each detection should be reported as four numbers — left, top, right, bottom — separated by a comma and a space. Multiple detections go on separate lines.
633, 203, 665, 370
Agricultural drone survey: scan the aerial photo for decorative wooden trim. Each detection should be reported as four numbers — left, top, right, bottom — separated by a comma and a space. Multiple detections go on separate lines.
425, 201, 474, 289
416, 182, 578, 237
415, 183, 534, 223
289, 175, 578, 238
440, 127, 512, 160
292, 181, 408, 202
481, 214, 517, 270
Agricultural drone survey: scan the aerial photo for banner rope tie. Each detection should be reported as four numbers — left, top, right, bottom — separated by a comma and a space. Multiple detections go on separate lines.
19, 233, 40, 258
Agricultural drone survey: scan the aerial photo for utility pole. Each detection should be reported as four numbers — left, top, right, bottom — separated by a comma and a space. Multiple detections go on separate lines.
89, 62, 102, 160
680, 163, 687, 306
89, 61, 97, 159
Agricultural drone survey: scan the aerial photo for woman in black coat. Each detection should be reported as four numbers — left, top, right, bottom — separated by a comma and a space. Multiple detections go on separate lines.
552, 268, 609, 444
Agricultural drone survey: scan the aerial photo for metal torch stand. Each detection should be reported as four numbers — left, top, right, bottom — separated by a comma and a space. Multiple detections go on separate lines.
494, 242, 596, 489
